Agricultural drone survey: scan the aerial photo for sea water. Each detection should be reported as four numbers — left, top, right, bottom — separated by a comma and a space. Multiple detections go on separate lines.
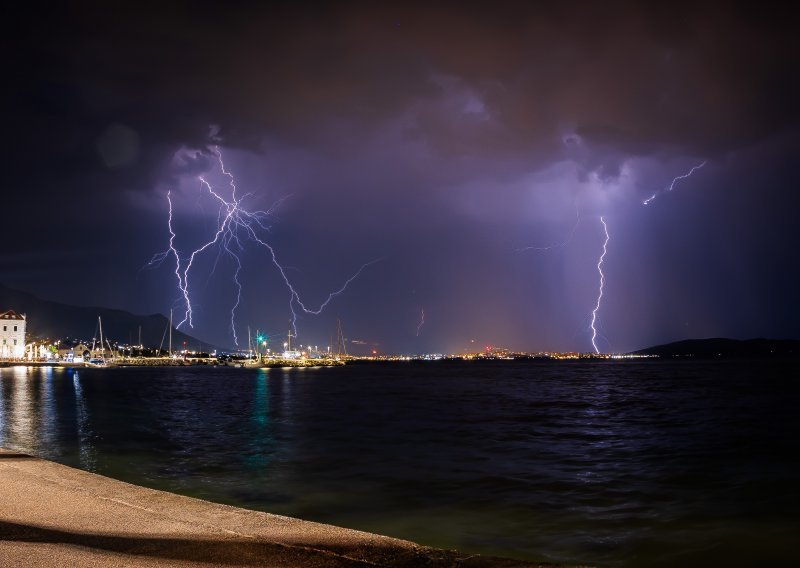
1, 360, 797, 566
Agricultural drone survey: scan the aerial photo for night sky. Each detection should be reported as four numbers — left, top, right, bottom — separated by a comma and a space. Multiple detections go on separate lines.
4, 1, 799, 354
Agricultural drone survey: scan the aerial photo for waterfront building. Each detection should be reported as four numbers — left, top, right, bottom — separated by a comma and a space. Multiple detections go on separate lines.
57, 343, 90, 363
0, 309, 27, 359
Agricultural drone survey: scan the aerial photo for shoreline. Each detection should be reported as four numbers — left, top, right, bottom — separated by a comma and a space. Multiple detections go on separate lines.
0, 448, 563, 567
0, 359, 346, 369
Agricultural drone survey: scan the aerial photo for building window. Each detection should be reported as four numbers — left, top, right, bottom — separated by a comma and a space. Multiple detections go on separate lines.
13, 325, 17, 332
2, 339, 5, 345
2, 325, 5, 331
13, 339, 17, 345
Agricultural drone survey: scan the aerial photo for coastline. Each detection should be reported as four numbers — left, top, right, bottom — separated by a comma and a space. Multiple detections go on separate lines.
0, 359, 345, 369
0, 448, 562, 567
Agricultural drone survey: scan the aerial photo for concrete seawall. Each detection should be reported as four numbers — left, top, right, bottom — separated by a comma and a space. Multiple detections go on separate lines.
0, 448, 561, 567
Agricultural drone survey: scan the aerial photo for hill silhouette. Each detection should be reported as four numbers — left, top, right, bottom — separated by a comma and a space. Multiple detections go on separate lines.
633, 337, 800, 358
1, 283, 218, 351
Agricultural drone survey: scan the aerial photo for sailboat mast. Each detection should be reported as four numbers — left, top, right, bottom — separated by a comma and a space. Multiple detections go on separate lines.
98, 316, 104, 355
169, 309, 173, 356
335, 318, 347, 358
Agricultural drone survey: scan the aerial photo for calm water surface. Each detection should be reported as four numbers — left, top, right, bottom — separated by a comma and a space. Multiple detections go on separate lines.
1, 360, 798, 566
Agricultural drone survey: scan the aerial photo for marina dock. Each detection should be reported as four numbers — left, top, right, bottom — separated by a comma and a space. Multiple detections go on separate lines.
0, 357, 347, 369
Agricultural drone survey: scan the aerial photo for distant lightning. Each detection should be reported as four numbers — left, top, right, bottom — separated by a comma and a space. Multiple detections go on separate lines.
416, 308, 425, 336
149, 146, 377, 344
590, 216, 609, 354
516, 198, 581, 252
229, 253, 243, 346
643, 161, 707, 205
514, 160, 707, 353
586, 159, 706, 351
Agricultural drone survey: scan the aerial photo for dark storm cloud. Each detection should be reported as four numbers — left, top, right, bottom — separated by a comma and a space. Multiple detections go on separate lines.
6, 1, 798, 183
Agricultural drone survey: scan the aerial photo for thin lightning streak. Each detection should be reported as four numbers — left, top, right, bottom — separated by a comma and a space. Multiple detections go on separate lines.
152, 148, 377, 345
245, 221, 380, 337
229, 253, 242, 346
416, 308, 425, 337
144, 191, 184, 301
643, 161, 707, 205
293, 259, 380, 316
516, 199, 580, 252
214, 145, 237, 201
166, 192, 188, 320
590, 216, 609, 354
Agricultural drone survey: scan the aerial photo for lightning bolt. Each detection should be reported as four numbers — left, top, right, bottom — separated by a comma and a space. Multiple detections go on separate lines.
229, 253, 243, 346
590, 216, 609, 354
416, 308, 425, 337
643, 161, 707, 205
584, 160, 705, 352
149, 146, 378, 345
144, 190, 186, 309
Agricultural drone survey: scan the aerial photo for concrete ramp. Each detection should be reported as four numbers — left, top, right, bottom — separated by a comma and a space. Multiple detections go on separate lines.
0, 449, 553, 567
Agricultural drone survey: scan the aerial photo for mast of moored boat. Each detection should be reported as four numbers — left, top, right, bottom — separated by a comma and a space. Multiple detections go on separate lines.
98, 316, 106, 360
168, 309, 173, 357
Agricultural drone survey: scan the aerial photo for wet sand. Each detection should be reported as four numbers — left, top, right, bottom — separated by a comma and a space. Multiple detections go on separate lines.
0, 448, 561, 567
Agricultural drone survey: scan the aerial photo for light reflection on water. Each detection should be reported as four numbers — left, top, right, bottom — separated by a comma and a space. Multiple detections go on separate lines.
73, 370, 96, 471
1, 361, 799, 567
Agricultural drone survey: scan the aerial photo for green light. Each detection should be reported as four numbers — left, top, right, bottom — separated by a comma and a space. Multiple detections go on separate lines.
257, 335, 264, 342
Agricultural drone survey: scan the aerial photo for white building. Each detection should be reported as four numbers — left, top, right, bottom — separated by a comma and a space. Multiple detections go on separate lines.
1, 310, 26, 359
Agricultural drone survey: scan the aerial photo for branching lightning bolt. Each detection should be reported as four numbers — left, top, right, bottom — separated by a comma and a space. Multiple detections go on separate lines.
148, 146, 378, 345
416, 308, 425, 337
643, 161, 707, 205
590, 216, 609, 354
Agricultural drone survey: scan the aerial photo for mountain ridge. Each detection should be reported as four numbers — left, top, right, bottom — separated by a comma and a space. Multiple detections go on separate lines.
632, 337, 800, 358
0, 283, 219, 351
